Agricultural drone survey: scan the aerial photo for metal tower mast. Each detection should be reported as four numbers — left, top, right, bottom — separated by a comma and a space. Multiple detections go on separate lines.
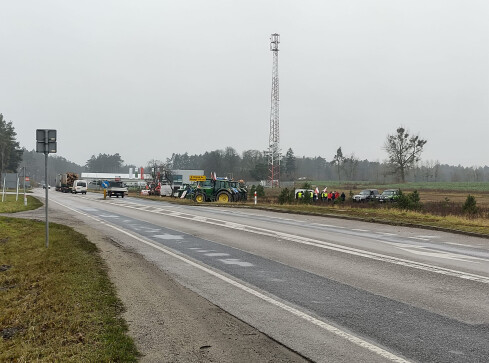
268, 33, 280, 187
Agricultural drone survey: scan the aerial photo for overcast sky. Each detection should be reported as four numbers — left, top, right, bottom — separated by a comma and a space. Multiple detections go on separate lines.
1, 1, 488, 168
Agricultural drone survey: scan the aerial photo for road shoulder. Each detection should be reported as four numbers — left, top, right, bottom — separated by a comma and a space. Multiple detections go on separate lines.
7, 206, 308, 362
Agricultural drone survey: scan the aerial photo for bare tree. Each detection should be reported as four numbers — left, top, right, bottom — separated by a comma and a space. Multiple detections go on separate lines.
384, 127, 427, 182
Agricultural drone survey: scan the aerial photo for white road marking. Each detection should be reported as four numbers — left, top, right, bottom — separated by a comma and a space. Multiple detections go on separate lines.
192, 216, 207, 222
154, 234, 184, 240
98, 214, 119, 218
310, 223, 337, 228
408, 237, 430, 241
205, 253, 231, 257
352, 228, 369, 232
416, 235, 439, 239
51, 199, 410, 363
139, 205, 489, 284
94, 200, 489, 284
142, 229, 161, 233
398, 247, 484, 263
137, 206, 152, 210
219, 259, 254, 267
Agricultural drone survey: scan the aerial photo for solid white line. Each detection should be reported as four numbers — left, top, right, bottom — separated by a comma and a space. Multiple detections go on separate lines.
100, 201, 489, 285
142, 206, 489, 285
51, 199, 410, 362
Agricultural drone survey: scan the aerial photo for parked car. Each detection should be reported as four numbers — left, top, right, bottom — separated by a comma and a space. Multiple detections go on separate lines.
352, 189, 380, 202
42, 184, 50, 189
378, 189, 400, 203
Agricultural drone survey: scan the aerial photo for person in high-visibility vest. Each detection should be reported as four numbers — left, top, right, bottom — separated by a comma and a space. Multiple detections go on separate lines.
297, 191, 303, 199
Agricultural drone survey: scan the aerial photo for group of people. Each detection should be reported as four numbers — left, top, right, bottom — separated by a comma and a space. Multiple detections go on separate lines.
296, 188, 346, 202
320, 190, 345, 202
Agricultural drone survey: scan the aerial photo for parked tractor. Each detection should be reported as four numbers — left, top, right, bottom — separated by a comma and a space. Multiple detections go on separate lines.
192, 179, 234, 203
229, 181, 247, 201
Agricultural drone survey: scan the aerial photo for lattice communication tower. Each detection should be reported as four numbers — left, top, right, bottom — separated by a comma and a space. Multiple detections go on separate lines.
268, 33, 280, 187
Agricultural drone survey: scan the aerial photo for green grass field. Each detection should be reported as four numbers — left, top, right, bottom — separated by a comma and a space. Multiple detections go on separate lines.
0, 194, 43, 213
0, 217, 139, 361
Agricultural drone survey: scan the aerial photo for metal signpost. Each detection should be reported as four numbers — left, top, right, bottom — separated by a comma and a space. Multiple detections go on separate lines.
24, 170, 29, 206
1, 177, 5, 202
16, 174, 19, 201
36, 129, 57, 248
102, 180, 109, 199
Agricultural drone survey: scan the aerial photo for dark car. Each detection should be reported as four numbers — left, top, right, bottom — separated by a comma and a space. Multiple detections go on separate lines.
352, 189, 379, 202
379, 189, 400, 203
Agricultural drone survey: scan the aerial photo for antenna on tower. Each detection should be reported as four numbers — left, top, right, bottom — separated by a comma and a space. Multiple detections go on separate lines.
268, 33, 280, 188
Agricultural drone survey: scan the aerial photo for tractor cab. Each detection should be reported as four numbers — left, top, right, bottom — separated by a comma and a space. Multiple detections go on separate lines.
193, 178, 234, 203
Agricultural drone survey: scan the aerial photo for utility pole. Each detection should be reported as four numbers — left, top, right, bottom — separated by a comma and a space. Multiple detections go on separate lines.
268, 33, 281, 188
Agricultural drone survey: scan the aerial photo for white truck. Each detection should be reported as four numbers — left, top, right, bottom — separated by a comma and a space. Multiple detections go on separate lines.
107, 181, 128, 198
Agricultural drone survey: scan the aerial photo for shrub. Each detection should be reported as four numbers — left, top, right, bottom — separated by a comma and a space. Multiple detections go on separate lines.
395, 190, 423, 211
302, 190, 312, 204
462, 194, 478, 215
278, 188, 293, 204
256, 185, 265, 197
289, 188, 296, 203
301, 182, 312, 189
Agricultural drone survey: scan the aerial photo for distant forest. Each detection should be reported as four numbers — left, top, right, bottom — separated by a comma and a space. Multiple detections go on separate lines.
19, 147, 489, 186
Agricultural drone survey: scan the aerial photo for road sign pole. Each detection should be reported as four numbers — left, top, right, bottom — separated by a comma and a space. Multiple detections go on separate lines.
36, 128, 57, 248
2, 177, 5, 202
45, 144, 49, 248
24, 167, 27, 206
16, 174, 19, 201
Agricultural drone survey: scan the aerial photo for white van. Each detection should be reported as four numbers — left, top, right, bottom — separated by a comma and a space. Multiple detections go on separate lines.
72, 180, 88, 194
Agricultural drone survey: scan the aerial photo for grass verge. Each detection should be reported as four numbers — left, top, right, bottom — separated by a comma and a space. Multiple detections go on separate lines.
0, 217, 139, 362
249, 203, 489, 237
0, 194, 43, 213
136, 194, 489, 237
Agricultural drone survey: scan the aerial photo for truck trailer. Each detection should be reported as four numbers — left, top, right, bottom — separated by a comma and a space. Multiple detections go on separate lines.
55, 172, 79, 193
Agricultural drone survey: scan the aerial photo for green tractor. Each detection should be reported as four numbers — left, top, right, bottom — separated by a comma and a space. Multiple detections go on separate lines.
193, 179, 234, 203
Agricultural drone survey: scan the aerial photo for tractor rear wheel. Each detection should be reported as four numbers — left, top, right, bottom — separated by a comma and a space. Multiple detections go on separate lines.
195, 193, 205, 203
217, 192, 230, 203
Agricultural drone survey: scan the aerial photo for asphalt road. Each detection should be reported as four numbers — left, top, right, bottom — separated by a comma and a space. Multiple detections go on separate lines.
32, 190, 489, 362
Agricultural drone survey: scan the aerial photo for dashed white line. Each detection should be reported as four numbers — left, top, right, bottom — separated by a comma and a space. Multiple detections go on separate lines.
408, 237, 430, 241
51, 198, 410, 363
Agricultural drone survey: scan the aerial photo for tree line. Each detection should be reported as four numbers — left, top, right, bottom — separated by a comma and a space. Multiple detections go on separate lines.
2, 113, 489, 185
